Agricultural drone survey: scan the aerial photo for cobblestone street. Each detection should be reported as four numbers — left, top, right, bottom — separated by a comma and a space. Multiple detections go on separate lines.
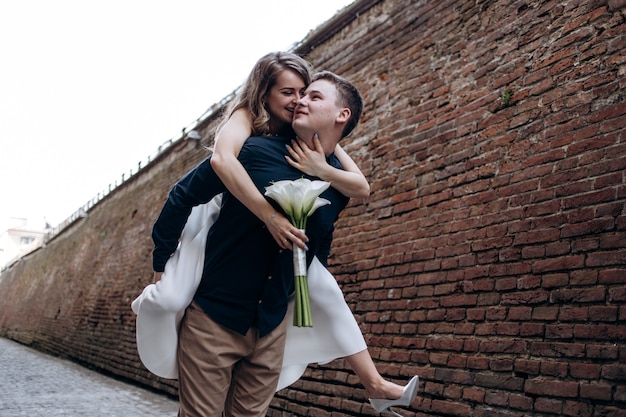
0, 338, 178, 417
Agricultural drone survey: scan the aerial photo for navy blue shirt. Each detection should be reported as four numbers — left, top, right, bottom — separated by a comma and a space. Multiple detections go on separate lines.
151, 135, 349, 337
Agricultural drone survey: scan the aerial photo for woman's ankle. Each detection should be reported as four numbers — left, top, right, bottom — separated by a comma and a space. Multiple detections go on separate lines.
366, 379, 404, 400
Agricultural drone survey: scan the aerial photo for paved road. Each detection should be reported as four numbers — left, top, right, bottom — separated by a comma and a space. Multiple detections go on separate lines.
0, 338, 179, 417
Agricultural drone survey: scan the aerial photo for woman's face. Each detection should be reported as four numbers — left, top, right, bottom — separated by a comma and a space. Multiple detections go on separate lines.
264, 69, 306, 132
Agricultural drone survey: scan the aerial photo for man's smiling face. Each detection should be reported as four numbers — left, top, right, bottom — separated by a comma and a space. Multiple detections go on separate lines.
292, 79, 346, 153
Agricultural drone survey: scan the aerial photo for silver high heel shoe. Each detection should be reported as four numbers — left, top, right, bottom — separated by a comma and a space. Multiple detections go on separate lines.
369, 375, 419, 417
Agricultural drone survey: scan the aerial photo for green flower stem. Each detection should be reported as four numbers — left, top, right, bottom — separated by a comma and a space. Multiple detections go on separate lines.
294, 276, 300, 326
303, 274, 312, 326
294, 275, 301, 326
291, 232, 312, 327
293, 275, 312, 327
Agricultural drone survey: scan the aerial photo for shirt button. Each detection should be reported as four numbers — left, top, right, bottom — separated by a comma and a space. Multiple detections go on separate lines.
258, 300, 263, 304
268, 275, 272, 280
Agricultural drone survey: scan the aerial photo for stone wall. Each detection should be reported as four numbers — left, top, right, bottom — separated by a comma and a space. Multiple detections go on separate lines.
1, 0, 625, 415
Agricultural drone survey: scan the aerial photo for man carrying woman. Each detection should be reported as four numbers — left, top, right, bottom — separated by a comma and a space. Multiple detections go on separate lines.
134, 52, 418, 417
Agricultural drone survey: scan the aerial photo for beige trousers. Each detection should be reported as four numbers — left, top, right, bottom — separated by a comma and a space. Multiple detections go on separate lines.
177, 302, 287, 417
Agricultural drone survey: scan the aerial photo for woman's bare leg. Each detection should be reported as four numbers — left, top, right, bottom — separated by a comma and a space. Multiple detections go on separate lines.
344, 350, 404, 400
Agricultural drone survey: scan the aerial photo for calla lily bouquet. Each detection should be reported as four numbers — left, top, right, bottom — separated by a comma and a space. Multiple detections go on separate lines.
265, 178, 331, 327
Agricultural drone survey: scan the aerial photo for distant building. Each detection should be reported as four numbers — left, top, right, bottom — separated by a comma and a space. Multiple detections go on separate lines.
0, 218, 51, 270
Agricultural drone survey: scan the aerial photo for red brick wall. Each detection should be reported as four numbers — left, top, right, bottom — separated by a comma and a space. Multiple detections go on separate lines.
0, 138, 214, 396
1, 0, 625, 415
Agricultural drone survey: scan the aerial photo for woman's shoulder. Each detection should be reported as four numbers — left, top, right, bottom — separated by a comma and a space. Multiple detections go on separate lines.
231, 107, 253, 123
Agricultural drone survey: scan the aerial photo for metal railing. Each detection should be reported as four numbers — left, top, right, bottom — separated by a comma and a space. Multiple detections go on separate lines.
0, 93, 236, 277
43, 91, 234, 244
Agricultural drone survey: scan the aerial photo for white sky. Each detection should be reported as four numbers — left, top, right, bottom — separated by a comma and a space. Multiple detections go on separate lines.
0, 0, 355, 230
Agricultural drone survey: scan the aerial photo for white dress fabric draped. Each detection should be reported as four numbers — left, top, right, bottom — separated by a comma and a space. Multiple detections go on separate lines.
131, 196, 366, 391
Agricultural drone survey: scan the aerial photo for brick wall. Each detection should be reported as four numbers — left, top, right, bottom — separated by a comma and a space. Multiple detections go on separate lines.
1, 0, 625, 415
0, 138, 214, 397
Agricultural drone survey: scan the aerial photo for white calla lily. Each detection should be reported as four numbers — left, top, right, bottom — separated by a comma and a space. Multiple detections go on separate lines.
264, 178, 332, 327
265, 178, 331, 229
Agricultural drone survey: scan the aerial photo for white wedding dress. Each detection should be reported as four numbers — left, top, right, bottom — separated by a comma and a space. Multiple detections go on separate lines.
131, 195, 366, 391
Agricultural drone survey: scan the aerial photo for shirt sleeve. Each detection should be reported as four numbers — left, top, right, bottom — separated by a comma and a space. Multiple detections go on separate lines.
151, 155, 225, 271
316, 153, 348, 264
313, 226, 334, 267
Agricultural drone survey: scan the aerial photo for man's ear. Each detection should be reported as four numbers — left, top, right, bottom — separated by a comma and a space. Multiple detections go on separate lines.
336, 108, 351, 123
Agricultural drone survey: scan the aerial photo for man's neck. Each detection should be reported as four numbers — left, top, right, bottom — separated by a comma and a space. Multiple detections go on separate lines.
293, 128, 340, 156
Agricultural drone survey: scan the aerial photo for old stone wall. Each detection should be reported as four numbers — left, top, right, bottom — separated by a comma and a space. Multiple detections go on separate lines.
1, 0, 624, 415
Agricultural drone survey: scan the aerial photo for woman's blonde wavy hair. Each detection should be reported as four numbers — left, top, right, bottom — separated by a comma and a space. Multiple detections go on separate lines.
217, 51, 313, 137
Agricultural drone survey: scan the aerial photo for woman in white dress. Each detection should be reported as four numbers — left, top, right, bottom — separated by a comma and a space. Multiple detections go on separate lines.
132, 51, 418, 415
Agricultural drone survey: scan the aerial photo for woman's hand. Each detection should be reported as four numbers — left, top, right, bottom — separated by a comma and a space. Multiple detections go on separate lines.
286, 132, 370, 199
286, 133, 331, 178
264, 210, 308, 250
